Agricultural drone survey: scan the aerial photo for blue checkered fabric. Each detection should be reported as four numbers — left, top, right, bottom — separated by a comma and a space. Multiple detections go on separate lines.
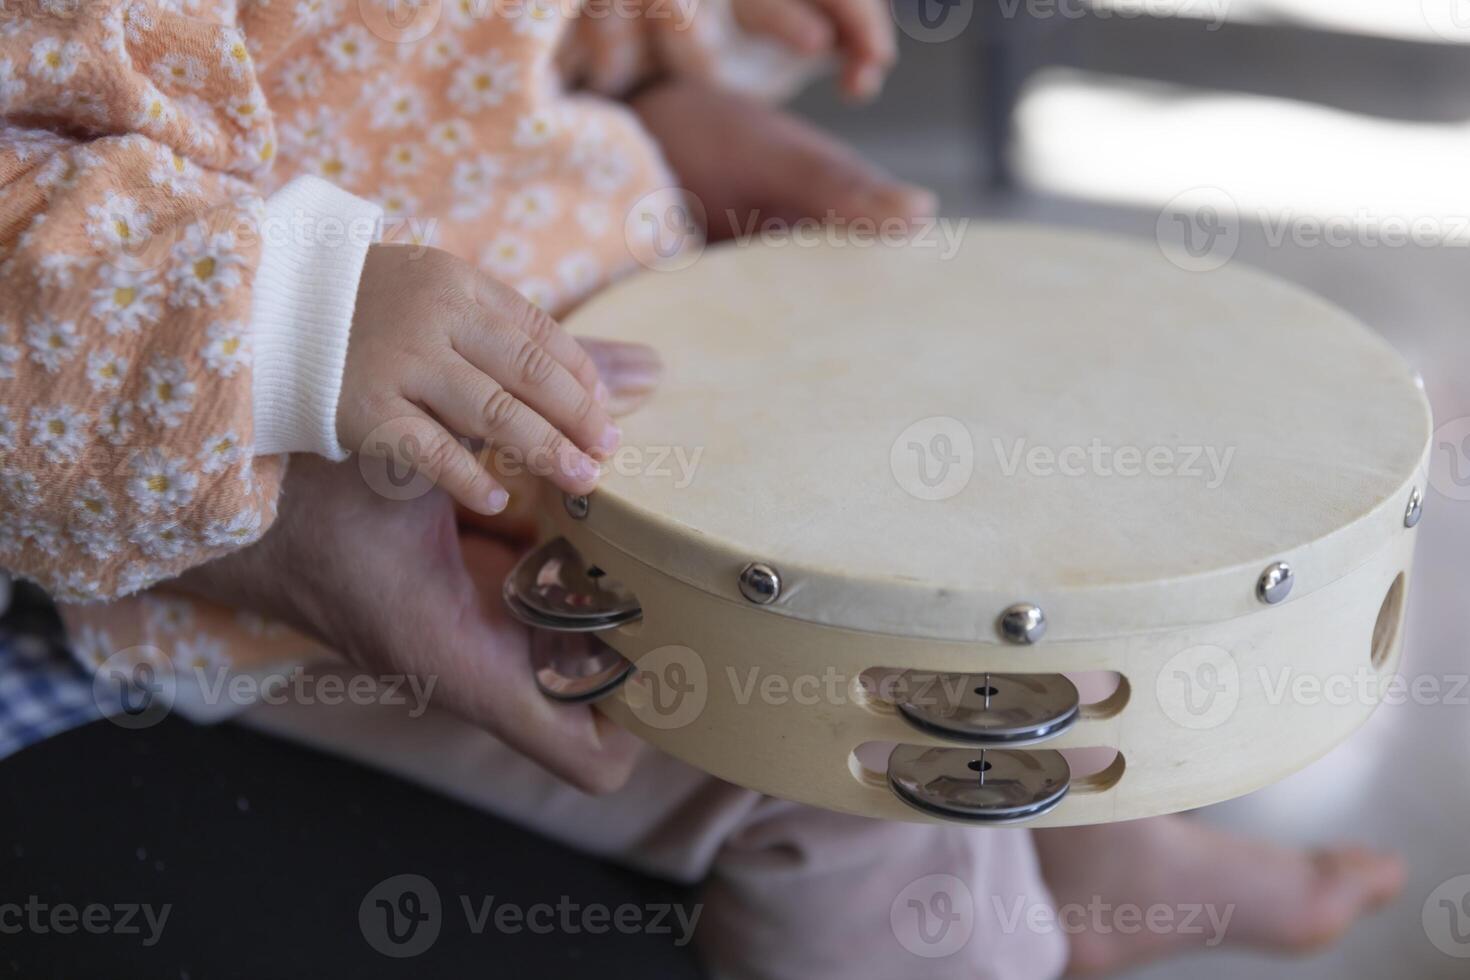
0, 582, 114, 760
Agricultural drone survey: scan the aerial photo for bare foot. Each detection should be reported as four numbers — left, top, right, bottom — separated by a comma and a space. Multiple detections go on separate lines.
1034, 816, 1405, 976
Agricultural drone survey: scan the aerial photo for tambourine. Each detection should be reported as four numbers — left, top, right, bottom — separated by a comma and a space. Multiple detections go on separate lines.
503, 226, 1431, 827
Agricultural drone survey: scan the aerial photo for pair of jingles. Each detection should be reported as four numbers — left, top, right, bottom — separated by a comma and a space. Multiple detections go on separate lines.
502, 227, 1431, 827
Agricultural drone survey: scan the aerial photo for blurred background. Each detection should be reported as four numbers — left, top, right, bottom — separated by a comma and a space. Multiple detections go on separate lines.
792, 2, 1470, 975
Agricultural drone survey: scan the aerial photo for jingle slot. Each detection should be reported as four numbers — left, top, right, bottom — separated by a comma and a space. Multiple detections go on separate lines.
1370, 573, 1406, 670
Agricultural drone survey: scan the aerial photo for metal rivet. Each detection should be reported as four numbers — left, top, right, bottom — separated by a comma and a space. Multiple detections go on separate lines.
1405, 487, 1423, 529
1257, 562, 1293, 604
564, 494, 589, 520
997, 603, 1046, 645
738, 562, 781, 604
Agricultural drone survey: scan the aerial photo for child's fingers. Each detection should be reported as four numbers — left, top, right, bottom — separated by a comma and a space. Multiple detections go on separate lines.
473, 273, 604, 403
422, 357, 602, 497
453, 288, 621, 460
366, 405, 510, 515
734, 0, 834, 54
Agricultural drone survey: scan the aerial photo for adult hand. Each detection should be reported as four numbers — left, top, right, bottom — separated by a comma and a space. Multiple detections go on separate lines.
631, 81, 938, 236
176, 340, 662, 795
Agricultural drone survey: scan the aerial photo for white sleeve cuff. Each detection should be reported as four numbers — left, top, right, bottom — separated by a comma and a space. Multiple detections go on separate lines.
248, 175, 383, 461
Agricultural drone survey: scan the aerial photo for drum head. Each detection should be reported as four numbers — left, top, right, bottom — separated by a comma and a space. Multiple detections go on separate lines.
563, 229, 1430, 642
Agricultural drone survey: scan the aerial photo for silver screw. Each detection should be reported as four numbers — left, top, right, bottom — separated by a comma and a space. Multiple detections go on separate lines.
564, 494, 589, 520
738, 562, 781, 604
997, 603, 1046, 645
1405, 487, 1423, 529
1257, 562, 1294, 604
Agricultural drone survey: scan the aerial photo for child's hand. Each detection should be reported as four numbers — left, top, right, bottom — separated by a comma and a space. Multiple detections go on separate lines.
732, 0, 896, 101
339, 244, 621, 515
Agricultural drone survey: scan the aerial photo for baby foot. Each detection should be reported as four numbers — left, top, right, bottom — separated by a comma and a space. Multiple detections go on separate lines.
1034, 815, 1404, 976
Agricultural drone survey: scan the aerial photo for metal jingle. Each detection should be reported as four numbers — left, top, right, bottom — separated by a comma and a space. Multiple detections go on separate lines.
887, 745, 1070, 824
894, 672, 1080, 745
531, 629, 635, 704
502, 537, 642, 631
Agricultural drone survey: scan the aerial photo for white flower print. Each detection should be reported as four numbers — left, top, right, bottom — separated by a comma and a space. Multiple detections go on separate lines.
37, 252, 83, 288
154, 53, 204, 91
91, 265, 163, 336
511, 0, 560, 39
218, 29, 253, 78
444, 0, 486, 27
139, 356, 197, 428
0, 406, 14, 451
167, 224, 244, 309
128, 448, 198, 514
28, 404, 88, 463
232, 127, 277, 172
135, 81, 176, 132
321, 25, 376, 72
0, 58, 25, 110
148, 145, 203, 196
293, 0, 340, 33
582, 147, 633, 195
575, 201, 610, 238
0, 514, 19, 553
276, 56, 324, 99
375, 186, 418, 221
382, 142, 423, 178
278, 106, 337, 155
71, 625, 115, 669
25, 314, 79, 373
51, 569, 102, 602
71, 478, 116, 526
144, 595, 195, 634
0, 340, 15, 380
176, 94, 223, 151
449, 51, 520, 113
68, 522, 121, 562
203, 509, 262, 548
29, 38, 83, 83
198, 430, 246, 474
115, 561, 165, 597
426, 119, 472, 155
557, 251, 600, 301
304, 139, 365, 188
479, 234, 532, 278
223, 89, 268, 129
97, 401, 135, 446
129, 521, 192, 561
123, 2, 154, 43
1, 467, 41, 509
173, 633, 227, 673
368, 82, 425, 130
419, 33, 460, 69
449, 154, 501, 219
86, 349, 128, 392
202, 320, 250, 377
503, 185, 558, 230
85, 193, 152, 251
35, 147, 97, 192
514, 277, 556, 312
513, 108, 561, 148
